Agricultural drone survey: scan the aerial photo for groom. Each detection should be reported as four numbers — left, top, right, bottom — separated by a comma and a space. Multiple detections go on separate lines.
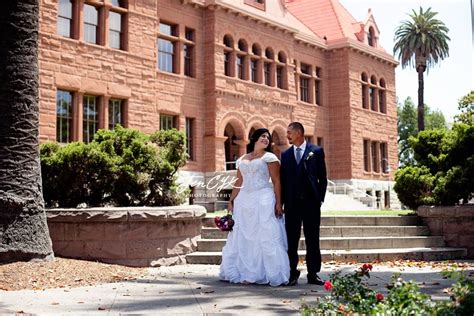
280, 122, 327, 286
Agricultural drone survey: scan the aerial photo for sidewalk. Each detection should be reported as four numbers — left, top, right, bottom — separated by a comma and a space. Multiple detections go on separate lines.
1, 262, 472, 315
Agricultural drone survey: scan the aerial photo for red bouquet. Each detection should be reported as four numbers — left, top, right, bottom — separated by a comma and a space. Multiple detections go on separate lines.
214, 214, 234, 231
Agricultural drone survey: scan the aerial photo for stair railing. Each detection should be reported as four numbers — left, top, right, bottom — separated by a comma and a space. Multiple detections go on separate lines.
326, 180, 377, 208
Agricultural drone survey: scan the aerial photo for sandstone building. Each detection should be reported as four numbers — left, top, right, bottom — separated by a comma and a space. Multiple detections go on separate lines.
39, 0, 399, 209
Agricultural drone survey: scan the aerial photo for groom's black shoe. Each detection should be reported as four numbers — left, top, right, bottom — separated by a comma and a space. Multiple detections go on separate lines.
307, 274, 325, 285
287, 270, 301, 286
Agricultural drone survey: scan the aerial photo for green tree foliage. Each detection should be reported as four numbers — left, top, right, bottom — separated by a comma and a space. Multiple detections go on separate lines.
394, 123, 474, 209
41, 126, 188, 208
397, 97, 447, 166
394, 7, 450, 131
455, 90, 474, 125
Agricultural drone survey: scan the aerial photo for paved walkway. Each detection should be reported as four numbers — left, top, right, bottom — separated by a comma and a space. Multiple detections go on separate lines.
1, 262, 472, 315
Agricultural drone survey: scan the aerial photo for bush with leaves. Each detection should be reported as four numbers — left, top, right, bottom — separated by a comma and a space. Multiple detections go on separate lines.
40, 125, 188, 207
301, 264, 471, 316
394, 122, 474, 208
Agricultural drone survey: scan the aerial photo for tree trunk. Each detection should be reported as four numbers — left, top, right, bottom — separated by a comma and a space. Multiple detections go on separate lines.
417, 67, 425, 131
0, 0, 54, 262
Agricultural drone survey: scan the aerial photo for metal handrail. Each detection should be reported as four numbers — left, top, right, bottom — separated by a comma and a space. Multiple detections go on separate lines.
327, 181, 377, 207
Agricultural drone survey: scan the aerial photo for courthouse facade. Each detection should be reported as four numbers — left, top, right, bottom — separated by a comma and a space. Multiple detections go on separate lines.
39, 0, 399, 208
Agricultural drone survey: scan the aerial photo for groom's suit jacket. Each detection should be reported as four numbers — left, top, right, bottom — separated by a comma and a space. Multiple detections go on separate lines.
280, 143, 328, 210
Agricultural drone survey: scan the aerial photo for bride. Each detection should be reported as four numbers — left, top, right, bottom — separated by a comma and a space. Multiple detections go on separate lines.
219, 128, 290, 286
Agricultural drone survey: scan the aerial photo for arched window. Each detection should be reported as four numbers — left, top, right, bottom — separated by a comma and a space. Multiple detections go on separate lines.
368, 26, 375, 47
250, 44, 262, 83
223, 35, 234, 77
265, 47, 274, 60
238, 39, 248, 52
276, 51, 287, 89
236, 39, 248, 80
370, 76, 377, 111
223, 35, 233, 48
379, 79, 386, 113
277, 51, 286, 63
252, 43, 261, 56
361, 73, 368, 109
264, 47, 274, 86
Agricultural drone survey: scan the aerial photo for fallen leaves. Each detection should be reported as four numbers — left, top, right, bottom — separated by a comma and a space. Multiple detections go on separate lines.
0, 257, 148, 291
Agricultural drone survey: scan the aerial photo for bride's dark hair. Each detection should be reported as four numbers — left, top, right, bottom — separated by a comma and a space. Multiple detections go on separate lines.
246, 128, 273, 153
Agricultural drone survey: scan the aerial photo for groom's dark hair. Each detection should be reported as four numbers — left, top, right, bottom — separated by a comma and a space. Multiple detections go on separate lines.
288, 122, 305, 134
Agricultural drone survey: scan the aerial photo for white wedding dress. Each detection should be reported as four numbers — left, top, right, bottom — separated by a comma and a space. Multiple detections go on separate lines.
219, 152, 290, 286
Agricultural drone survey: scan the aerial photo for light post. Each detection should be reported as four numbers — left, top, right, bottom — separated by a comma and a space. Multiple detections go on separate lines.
382, 158, 391, 209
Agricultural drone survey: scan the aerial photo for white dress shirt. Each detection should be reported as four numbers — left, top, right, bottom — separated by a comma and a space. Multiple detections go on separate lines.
293, 141, 307, 161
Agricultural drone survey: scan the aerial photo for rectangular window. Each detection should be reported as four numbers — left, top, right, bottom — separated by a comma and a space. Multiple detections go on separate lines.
159, 22, 177, 36
300, 63, 311, 75
108, 99, 123, 129
58, 0, 73, 38
111, 0, 124, 7
160, 115, 175, 130
315, 79, 321, 105
316, 67, 322, 78
380, 142, 388, 173
276, 66, 283, 89
83, 95, 98, 143
184, 44, 193, 77
371, 141, 379, 172
186, 118, 195, 160
362, 85, 368, 109
56, 90, 73, 143
224, 52, 231, 77
251, 59, 258, 83
185, 27, 194, 41
109, 11, 122, 49
300, 77, 310, 103
264, 62, 271, 86
237, 55, 244, 79
317, 137, 324, 147
84, 4, 99, 44
379, 90, 386, 113
370, 86, 376, 111
158, 38, 175, 73
363, 139, 370, 172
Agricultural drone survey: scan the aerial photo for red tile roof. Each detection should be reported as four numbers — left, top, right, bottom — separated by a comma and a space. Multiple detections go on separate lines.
285, 0, 364, 43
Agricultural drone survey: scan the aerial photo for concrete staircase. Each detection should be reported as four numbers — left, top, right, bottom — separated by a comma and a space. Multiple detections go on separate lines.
321, 192, 372, 211
186, 216, 467, 264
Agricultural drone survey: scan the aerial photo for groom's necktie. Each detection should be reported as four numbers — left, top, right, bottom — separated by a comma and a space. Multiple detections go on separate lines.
296, 147, 302, 164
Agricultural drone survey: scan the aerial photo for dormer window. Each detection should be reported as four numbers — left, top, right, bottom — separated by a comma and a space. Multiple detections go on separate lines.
368, 26, 375, 47
244, 0, 265, 11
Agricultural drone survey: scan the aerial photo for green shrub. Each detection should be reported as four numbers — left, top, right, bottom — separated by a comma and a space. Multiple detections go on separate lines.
301, 264, 472, 315
394, 123, 474, 208
40, 126, 188, 207
393, 166, 435, 210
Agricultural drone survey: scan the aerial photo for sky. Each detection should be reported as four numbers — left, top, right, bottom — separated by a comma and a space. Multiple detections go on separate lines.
340, 0, 473, 121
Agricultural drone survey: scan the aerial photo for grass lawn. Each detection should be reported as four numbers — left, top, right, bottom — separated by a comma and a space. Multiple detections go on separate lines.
205, 209, 415, 218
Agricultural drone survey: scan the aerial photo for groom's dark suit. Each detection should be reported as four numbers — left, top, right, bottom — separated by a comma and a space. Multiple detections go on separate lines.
281, 142, 327, 279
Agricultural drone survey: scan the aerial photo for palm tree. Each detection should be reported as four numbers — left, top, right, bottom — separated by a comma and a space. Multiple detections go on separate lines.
0, 0, 54, 262
393, 7, 450, 131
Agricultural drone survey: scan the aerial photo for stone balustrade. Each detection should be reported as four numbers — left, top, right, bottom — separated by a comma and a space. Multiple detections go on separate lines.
417, 205, 474, 258
46, 205, 206, 267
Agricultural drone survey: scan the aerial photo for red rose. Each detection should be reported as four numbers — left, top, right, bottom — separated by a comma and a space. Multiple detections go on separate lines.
376, 293, 384, 301
323, 280, 333, 291
362, 263, 373, 271
338, 304, 345, 311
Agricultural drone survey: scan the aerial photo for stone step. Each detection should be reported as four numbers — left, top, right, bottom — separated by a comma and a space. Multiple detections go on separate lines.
196, 236, 446, 252
202, 216, 420, 228
185, 247, 467, 265
200, 226, 430, 239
